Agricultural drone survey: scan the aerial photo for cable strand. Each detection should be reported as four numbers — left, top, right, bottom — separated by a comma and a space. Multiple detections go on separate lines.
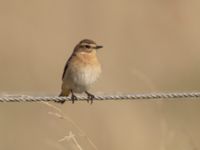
0, 92, 200, 102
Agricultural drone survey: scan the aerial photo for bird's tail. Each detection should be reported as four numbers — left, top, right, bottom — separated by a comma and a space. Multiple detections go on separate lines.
55, 89, 70, 104
59, 90, 70, 97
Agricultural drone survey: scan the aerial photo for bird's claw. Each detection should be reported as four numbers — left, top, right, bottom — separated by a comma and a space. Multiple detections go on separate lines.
85, 92, 95, 104
71, 94, 78, 104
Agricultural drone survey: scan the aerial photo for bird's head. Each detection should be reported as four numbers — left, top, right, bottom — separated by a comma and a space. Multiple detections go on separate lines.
74, 39, 103, 53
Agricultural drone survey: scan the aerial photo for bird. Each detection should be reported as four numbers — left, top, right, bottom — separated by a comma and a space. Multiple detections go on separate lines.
58, 39, 102, 104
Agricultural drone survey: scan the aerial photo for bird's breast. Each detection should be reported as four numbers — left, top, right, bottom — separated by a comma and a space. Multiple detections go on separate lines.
68, 52, 101, 87
74, 64, 101, 86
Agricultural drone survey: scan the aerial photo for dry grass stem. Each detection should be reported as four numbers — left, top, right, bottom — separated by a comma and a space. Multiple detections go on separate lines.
58, 131, 83, 150
41, 101, 98, 150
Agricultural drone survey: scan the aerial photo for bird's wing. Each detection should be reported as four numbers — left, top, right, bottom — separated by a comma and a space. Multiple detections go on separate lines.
62, 54, 74, 80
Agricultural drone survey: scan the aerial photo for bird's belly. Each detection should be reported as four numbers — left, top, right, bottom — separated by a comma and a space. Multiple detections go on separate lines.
64, 65, 101, 93
74, 67, 100, 85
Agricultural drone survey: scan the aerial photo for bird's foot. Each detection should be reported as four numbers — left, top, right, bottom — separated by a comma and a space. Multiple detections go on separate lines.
85, 91, 95, 104
71, 94, 78, 104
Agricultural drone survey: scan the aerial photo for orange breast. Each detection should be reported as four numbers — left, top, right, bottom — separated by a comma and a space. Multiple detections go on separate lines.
72, 51, 100, 68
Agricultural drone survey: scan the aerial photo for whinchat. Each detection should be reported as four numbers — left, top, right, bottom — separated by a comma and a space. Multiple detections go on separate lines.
58, 39, 102, 104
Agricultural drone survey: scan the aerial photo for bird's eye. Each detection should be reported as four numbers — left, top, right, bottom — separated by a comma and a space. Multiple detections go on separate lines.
85, 45, 91, 49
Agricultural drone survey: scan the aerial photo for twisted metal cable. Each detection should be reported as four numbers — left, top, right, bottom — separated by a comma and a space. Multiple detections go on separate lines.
0, 92, 200, 103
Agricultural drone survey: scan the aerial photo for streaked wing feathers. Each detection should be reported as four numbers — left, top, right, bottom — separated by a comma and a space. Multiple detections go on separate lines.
62, 54, 74, 80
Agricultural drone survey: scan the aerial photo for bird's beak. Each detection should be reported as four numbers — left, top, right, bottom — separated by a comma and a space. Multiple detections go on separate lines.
96, 45, 103, 49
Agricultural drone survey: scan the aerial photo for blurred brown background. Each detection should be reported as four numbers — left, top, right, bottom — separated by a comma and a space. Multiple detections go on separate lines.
0, 0, 200, 150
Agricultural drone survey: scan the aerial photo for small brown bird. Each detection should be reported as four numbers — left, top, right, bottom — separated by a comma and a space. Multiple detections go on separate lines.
58, 39, 102, 104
